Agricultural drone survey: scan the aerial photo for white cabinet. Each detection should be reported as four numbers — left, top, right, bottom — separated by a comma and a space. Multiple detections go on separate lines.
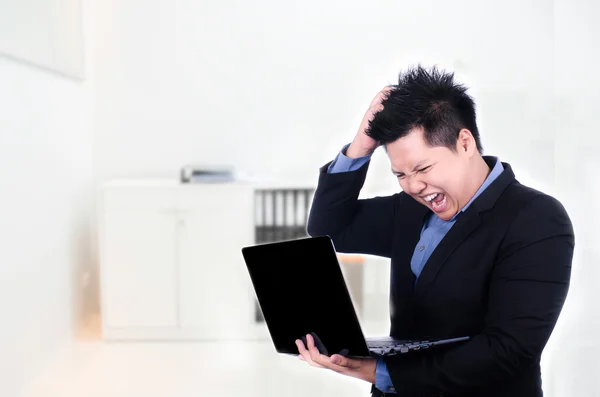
98, 181, 262, 340
103, 205, 179, 328
176, 188, 256, 338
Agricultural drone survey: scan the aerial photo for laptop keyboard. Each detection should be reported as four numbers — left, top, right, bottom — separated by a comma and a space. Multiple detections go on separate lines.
367, 336, 470, 355
366, 338, 419, 348
367, 339, 433, 355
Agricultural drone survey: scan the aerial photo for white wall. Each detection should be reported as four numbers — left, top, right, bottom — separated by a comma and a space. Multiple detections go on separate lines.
89, 0, 558, 308
88, 0, 599, 395
92, 0, 555, 186
0, 0, 595, 395
0, 0, 84, 79
0, 53, 93, 397
89, 0, 557, 295
541, 1, 600, 394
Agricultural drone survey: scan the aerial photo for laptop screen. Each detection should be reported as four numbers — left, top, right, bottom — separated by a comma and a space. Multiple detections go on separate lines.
241, 236, 370, 357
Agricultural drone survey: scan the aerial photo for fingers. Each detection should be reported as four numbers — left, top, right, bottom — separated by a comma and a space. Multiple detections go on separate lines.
368, 87, 393, 110
306, 333, 325, 361
370, 103, 384, 113
379, 85, 393, 99
296, 338, 325, 368
306, 334, 349, 372
296, 334, 358, 374
296, 334, 373, 383
306, 333, 323, 363
330, 354, 359, 369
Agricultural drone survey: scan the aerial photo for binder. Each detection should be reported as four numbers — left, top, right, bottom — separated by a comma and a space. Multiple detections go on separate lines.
253, 188, 315, 322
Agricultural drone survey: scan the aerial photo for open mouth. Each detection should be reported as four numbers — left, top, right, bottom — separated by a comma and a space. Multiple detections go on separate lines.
423, 193, 448, 212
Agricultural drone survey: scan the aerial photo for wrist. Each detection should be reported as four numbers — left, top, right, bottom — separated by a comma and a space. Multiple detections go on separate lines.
346, 141, 374, 159
362, 359, 377, 384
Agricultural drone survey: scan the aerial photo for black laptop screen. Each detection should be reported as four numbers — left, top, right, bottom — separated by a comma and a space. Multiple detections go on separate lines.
242, 236, 370, 356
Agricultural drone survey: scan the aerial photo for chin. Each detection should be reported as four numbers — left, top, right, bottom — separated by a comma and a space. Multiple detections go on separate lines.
440, 209, 460, 221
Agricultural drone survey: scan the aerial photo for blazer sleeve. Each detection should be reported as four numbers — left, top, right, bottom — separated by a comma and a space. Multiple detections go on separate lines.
306, 160, 402, 258
383, 195, 575, 395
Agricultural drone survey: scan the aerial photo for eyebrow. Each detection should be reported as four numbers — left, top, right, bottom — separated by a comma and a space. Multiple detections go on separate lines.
391, 160, 430, 175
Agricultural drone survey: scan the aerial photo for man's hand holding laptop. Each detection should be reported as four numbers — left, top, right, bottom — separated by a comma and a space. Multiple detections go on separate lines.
296, 333, 377, 384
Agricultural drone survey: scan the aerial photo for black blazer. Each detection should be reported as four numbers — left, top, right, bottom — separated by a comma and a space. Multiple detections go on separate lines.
307, 156, 574, 397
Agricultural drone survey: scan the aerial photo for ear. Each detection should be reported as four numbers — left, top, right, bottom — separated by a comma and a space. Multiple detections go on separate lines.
456, 129, 476, 156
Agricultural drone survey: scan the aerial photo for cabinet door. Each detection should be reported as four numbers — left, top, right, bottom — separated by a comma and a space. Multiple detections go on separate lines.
101, 189, 179, 329
177, 185, 255, 338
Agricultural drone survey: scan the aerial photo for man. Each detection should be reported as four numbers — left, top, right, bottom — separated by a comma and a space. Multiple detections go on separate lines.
296, 65, 574, 396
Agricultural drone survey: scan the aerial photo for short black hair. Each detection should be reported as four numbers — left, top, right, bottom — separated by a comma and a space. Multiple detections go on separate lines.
366, 65, 483, 154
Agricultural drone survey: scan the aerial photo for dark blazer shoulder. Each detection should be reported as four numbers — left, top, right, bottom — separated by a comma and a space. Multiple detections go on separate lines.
495, 180, 574, 262
500, 180, 570, 220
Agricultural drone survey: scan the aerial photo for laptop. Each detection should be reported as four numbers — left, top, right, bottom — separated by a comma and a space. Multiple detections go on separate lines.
241, 235, 470, 358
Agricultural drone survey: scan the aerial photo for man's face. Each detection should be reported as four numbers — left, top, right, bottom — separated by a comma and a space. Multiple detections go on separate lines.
386, 128, 474, 221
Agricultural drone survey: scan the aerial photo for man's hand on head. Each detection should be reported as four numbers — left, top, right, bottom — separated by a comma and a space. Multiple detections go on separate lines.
347, 86, 393, 159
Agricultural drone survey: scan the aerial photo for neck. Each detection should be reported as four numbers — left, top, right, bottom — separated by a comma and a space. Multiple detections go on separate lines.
466, 155, 492, 201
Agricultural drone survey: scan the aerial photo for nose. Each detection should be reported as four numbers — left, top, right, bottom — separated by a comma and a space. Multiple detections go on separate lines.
403, 176, 426, 196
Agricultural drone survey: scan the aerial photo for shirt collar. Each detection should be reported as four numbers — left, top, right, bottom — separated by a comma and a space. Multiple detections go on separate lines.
446, 157, 504, 222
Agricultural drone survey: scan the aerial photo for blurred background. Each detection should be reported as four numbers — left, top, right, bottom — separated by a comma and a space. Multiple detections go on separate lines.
0, 0, 599, 396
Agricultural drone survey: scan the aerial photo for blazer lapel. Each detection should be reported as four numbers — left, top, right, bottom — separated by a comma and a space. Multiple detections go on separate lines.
412, 157, 516, 300
413, 210, 482, 300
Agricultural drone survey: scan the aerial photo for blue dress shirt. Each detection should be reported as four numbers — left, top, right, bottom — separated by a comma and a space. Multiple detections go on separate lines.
327, 143, 504, 394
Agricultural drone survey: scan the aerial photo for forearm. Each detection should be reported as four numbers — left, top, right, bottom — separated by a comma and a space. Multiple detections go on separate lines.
306, 159, 399, 257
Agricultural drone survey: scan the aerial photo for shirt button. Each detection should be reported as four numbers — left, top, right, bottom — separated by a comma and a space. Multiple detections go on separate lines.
419, 245, 425, 251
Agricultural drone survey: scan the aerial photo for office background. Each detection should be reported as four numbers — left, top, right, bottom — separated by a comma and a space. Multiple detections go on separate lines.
0, 0, 598, 396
